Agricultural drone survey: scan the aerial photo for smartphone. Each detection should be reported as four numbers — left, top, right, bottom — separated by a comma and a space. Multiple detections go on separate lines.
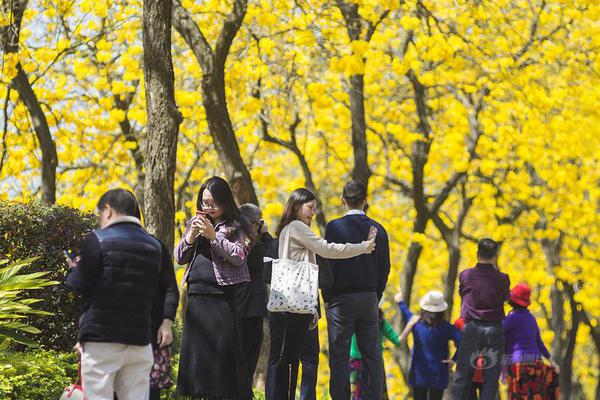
367, 226, 378, 241
64, 249, 76, 260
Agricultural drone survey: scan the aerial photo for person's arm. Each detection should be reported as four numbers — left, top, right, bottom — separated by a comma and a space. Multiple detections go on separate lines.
66, 232, 102, 295
291, 221, 372, 259
175, 219, 197, 264
382, 318, 401, 346
503, 274, 511, 302
159, 242, 179, 322
157, 241, 179, 348
397, 300, 413, 322
376, 226, 391, 301
210, 230, 251, 266
535, 325, 551, 359
458, 271, 466, 297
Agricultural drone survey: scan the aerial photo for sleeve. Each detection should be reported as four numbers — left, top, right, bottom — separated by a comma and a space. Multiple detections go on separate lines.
449, 323, 462, 361
66, 232, 102, 295
382, 319, 401, 346
292, 221, 369, 259
458, 270, 466, 297
158, 241, 179, 321
210, 230, 251, 266
398, 301, 413, 323
318, 255, 333, 303
535, 324, 551, 359
175, 219, 197, 264
503, 273, 511, 302
375, 226, 391, 300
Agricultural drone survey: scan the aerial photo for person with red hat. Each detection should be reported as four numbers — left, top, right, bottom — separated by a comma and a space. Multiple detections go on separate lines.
503, 283, 560, 399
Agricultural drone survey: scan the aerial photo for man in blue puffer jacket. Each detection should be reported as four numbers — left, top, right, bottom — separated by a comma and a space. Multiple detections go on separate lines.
67, 188, 163, 400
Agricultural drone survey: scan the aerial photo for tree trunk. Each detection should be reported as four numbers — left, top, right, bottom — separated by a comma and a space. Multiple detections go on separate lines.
202, 74, 258, 205
142, 0, 183, 251
348, 74, 371, 186
336, 1, 372, 187
2, 0, 57, 204
11, 65, 57, 204
444, 238, 461, 316
172, 0, 258, 205
114, 92, 145, 209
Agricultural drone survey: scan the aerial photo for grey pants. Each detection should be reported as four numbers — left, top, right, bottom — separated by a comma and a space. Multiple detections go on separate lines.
451, 321, 504, 400
326, 292, 383, 400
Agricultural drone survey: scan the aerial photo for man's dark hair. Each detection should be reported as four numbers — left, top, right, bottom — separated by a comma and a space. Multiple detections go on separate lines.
342, 180, 367, 209
97, 189, 140, 218
477, 238, 499, 260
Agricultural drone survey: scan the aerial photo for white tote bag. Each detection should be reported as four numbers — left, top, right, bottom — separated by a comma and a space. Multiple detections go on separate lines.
267, 224, 319, 314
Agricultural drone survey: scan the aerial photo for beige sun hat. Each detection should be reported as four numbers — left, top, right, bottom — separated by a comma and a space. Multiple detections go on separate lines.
419, 290, 448, 313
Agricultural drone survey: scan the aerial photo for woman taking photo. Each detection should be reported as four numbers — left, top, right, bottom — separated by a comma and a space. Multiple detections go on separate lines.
175, 176, 254, 400
269, 188, 376, 400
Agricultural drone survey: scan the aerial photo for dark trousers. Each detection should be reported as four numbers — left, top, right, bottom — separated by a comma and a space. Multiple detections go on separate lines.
413, 387, 443, 400
299, 326, 319, 400
451, 321, 504, 400
326, 292, 382, 400
239, 316, 264, 382
266, 312, 312, 400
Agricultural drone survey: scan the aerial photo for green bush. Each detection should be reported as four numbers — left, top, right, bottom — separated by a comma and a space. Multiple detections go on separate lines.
0, 350, 79, 399
0, 201, 97, 351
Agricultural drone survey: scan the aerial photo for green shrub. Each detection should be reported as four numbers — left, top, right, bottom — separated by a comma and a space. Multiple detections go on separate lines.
0, 350, 79, 399
0, 201, 97, 351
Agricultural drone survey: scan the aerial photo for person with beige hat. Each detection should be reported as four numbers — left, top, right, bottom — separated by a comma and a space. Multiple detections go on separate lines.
394, 288, 461, 400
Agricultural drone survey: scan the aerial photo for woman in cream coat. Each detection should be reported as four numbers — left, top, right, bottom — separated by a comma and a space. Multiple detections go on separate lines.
268, 188, 375, 400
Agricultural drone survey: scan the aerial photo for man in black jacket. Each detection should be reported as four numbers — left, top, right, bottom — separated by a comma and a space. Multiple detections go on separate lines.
66, 189, 169, 400
324, 180, 391, 400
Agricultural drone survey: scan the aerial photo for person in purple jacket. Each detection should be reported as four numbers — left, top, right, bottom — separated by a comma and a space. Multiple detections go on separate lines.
175, 176, 255, 400
503, 283, 560, 399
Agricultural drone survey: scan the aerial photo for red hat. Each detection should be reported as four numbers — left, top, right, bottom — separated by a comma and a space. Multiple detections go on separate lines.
510, 283, 531, 307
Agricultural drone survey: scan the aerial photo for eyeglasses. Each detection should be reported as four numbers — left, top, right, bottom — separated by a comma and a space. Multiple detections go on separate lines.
201, 201, 219, 210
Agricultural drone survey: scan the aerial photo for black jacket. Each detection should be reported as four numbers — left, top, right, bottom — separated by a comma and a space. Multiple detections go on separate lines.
67, 222, 162, 345
236, 232, 272, 318
321, 213, 390, 303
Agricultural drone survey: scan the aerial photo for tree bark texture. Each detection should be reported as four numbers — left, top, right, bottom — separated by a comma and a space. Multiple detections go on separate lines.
172, 0, 258, 205
142, 0, 183, 252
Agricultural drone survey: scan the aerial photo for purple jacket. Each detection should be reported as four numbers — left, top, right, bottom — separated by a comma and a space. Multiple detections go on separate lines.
176, 218, 251, 286
459, 263, 510, 322
503, 309, 550, 363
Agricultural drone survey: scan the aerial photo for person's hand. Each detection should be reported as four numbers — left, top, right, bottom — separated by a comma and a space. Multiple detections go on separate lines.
197, 216, 217, 241
186, 218, 203, 243
309, 313, 319, 330
394, 287, 403, 303
362, 238, 376, 253
157, 319, 174, 348
259, 219, 269, 235
442, 359, 455, 368
73, 342, 82, 356
66, 256, 80, 269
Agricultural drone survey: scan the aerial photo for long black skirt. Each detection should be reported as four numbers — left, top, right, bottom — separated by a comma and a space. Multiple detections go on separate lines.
177, 292, 253, 399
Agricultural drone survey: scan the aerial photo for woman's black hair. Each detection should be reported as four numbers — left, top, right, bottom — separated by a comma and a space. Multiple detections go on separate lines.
276, 188, 317, 237
420, 310, 446, 327
197, 176, 253, 238
508, 300, 528, 310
